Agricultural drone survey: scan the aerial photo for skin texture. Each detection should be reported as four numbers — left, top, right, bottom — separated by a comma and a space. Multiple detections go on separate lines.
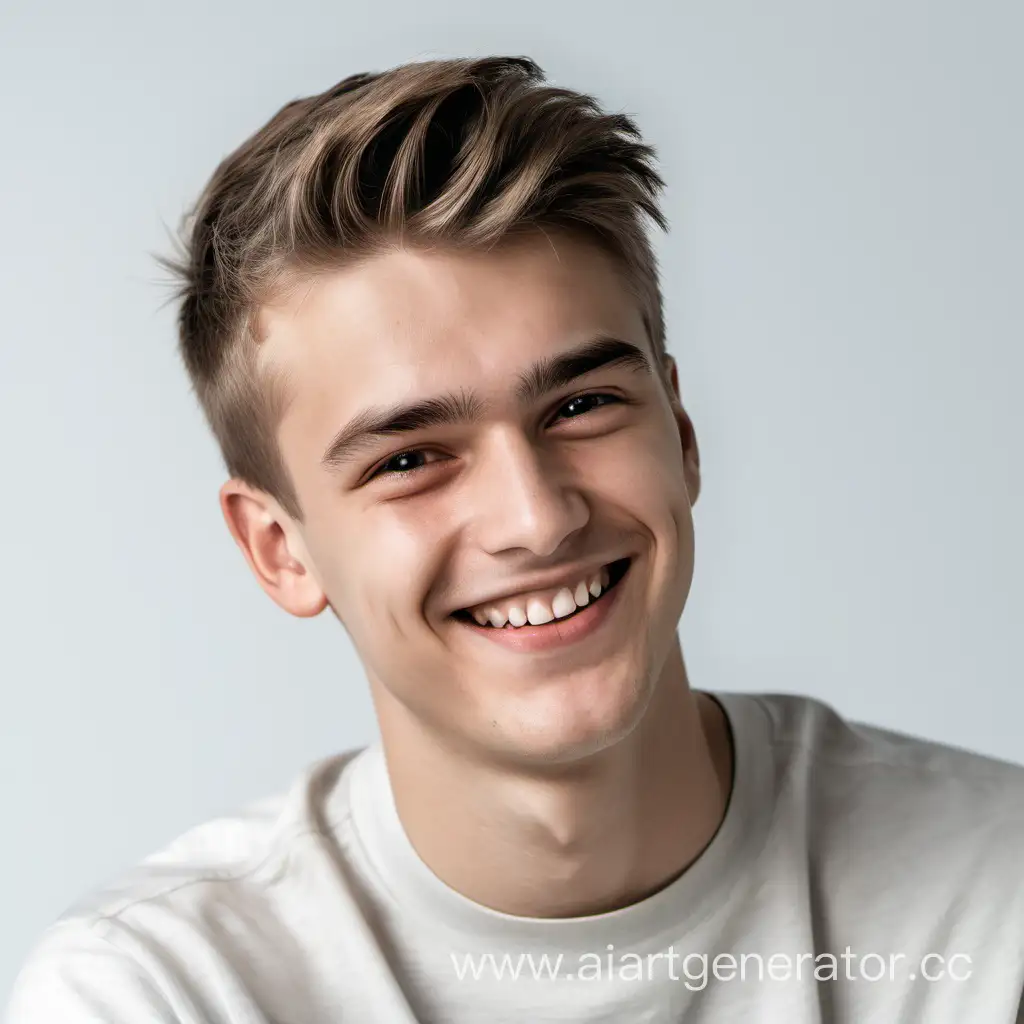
221, 228, 733, 918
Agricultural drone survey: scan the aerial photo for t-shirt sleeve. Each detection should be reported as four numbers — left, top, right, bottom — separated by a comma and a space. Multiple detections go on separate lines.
5, 919, 178, 1023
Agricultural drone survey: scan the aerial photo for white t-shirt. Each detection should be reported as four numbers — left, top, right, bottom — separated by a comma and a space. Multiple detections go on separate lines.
7, 692, 1024, 1023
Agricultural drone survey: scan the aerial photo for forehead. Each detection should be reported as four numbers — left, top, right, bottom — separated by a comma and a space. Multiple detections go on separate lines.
260, 231, 648, 453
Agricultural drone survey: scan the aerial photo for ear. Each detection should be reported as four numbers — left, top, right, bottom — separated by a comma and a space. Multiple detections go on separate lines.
662, 354, 701, 506
219, 481, 328, 618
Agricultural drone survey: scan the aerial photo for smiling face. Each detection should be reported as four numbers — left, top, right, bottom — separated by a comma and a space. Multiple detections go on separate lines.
224, 228, 701, 767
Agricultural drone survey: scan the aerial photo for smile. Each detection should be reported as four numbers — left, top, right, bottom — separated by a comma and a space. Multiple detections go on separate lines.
455, 558, 632, 628
451, 558, 633, 652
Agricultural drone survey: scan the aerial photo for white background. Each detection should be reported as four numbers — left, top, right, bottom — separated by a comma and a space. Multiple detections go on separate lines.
1, 0, 1020, 1001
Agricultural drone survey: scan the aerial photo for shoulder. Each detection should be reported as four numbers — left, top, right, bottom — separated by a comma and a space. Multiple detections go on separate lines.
719, 691, 1024, 961
751, 690, 1024, 796
6, 748, 366, 1022
730, 690, 1024, 862
5, 916, 176, 1022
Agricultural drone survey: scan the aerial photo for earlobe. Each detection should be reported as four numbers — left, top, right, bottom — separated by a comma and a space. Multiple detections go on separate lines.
661, 356, 701, 505
681, 418, 701, 506
679, 413, 701, 506
219, 482, 329, 619
662, 353, 682, 403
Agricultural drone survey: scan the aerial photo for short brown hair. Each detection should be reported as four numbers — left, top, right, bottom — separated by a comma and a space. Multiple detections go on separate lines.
158, 56, 668, 521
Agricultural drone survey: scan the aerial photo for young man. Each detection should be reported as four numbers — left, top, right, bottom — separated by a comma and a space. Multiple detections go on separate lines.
7, 55, 1024, 1023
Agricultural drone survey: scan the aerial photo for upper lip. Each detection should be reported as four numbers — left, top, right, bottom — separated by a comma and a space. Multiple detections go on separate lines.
451, 556, 629, 615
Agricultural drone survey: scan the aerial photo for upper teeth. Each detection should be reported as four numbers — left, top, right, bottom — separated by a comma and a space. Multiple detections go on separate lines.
470, 566, 612, 628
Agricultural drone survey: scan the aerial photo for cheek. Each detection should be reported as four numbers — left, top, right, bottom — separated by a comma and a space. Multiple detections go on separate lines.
595, 424, 691, 516
593, 426, 695, 593
327, 507, 448, 624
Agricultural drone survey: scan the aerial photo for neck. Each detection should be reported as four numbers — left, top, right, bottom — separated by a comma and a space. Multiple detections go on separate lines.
373, 641, 733, 919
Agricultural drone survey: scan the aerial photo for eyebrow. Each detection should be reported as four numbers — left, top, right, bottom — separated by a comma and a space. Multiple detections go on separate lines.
320, 334, 653, 470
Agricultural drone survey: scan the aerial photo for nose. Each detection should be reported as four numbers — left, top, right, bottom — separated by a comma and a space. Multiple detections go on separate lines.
470, 430, 590, 558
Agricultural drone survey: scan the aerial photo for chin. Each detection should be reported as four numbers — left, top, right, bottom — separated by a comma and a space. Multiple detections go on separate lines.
483, 668, 653, 767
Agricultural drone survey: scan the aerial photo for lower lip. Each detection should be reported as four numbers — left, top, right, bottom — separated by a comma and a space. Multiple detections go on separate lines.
454, 565, 630, 653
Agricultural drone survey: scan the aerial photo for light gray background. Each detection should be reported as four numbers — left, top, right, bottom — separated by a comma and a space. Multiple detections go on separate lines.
2, 0, 1020, 1002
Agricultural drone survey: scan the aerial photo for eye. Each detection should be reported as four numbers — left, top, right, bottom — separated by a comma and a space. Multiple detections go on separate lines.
368, 393, 625, 483
371, 449, 439, 479
553, 392, 622, 421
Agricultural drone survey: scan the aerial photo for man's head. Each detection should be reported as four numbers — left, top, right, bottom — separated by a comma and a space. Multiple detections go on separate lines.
162, 56, 701, 767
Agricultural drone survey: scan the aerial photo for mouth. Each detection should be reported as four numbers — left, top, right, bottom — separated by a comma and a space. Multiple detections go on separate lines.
451, 557, 633, 635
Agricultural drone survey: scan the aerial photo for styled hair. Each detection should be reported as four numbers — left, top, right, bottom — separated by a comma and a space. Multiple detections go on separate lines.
158, 55, 668, 521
